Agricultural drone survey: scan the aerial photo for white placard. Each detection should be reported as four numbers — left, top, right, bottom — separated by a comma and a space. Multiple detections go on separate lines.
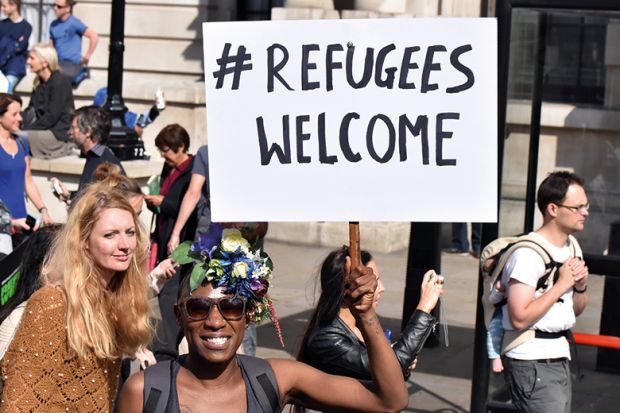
203, 18, 497, 222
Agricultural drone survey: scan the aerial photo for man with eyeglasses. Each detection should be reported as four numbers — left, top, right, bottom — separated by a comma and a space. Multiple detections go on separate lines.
49, 0, 98, 83
502, 171, 589, 413
50, 105, 124, 205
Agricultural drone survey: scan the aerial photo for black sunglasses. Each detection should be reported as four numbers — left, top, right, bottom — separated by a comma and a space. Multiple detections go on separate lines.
181, 296, 246, 321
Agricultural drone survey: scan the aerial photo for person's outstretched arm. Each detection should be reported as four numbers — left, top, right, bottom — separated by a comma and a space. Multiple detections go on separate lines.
391, 270, 442, 374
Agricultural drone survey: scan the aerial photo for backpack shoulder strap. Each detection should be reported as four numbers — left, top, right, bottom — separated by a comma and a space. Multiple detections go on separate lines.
568, 234, 583, 259
489, 235, 560, 294
143, 359, 176, 413
488, 235, 554, 282
237, 354, 281, 413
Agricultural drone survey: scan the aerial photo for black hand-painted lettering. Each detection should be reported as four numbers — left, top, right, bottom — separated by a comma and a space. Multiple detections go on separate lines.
346, 47, 373, 89
325, 44, 344, 92
446, 44, 475, 93
301, 44, 320, 91
257, 116, 292, 165
398, 114, 429, 164
375, 43, 397, 89
436, 112, 459, 166
296, 115, 312, 163
340, 112, 362, 162
398, 46, 421, 89
421, 45, 447, 93
267, 43, 294, 93
318, 112, 337, 164
366, 114, 395, 163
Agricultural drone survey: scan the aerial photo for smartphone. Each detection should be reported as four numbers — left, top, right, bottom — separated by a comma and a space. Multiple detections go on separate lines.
52, 180, 63, 199
23, 215, 36, 235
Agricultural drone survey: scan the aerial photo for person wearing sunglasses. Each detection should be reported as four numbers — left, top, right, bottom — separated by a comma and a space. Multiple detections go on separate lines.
118, 226, 409, 413
50, 0, 98, 84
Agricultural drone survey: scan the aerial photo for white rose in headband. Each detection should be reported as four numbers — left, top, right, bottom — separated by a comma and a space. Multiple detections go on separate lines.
221, 228, 251, 253
232, 261, 249, 279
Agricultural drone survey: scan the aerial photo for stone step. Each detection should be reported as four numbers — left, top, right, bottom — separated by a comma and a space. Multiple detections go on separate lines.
272, 7, 340, 20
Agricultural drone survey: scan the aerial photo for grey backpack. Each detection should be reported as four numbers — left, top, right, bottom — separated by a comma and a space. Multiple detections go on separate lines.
142, 354, 281, 413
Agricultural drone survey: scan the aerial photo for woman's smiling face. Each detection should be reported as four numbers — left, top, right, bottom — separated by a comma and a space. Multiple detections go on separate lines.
0, 101, 22, 133
177, 284, 246, 365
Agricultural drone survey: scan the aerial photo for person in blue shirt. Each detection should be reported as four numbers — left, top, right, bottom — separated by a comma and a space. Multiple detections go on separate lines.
0, 93, 52, 231
0, 0, 32, 92
49, 0, 98, 83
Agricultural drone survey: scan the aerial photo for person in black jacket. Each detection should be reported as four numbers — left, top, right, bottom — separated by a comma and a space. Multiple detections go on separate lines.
50, 105, 125, 205
145, 123, 197, 361
298, 246, 443, 383
21, 43, 74, 159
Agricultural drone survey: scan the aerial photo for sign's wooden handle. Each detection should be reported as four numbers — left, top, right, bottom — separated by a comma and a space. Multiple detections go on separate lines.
349, 222, 360, 268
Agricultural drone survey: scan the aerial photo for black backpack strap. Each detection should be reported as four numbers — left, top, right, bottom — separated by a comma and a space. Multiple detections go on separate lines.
143, 358, 178, 413
237, 355, 281, 413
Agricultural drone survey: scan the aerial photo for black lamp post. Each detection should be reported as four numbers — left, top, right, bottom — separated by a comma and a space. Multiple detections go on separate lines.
104, 0, 144, 160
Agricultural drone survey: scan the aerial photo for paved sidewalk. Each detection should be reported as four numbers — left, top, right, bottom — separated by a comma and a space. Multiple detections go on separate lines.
256, 240, 619, 412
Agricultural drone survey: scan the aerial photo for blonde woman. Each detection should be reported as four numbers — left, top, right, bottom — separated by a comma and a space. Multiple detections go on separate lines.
0, 183, 152, 411
22, 43, 74, 159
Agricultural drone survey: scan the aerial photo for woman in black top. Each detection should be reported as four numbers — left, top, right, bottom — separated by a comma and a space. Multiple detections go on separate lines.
298, 246, 443, 382
145, 123, 197, 361
22, 43, 74, 159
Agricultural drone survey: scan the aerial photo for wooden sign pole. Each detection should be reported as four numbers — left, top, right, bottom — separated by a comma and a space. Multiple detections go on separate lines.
349, 221, 360, 268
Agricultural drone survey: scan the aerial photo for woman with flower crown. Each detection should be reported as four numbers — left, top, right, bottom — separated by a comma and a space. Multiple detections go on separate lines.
118, 225, 411, 412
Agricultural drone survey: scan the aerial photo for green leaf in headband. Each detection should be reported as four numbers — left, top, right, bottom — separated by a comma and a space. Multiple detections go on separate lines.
189, 262, 207, 292
171, 241, 196, 265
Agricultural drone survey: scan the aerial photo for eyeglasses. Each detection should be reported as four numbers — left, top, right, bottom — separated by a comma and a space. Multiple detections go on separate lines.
181, 296, 246, 321
158, 147, 171, 154
54, 4, 67, 9
556, 203, 590, 214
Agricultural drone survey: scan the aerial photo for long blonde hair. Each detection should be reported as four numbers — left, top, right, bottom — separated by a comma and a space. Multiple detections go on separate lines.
30, 43, 60, 89
44, 183, 152, 359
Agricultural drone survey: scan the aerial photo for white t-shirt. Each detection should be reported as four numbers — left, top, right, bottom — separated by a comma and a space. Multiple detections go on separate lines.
502, 232, 575, 360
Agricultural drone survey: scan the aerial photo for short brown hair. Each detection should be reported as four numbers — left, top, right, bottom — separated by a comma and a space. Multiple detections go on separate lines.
8, 0, 22, 14
0, 93, 22, 116
537, 171, 584, 215
155, 124, 190, 153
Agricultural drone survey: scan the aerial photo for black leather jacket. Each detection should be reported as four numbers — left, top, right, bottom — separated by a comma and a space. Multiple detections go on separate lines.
303, 309, 437, 380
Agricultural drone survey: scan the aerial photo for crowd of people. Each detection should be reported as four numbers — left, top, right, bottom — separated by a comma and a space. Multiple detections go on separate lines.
0, 3, 593, 413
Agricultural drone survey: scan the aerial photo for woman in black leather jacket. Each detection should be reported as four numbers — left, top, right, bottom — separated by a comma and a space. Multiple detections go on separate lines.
298, 246, 443, 381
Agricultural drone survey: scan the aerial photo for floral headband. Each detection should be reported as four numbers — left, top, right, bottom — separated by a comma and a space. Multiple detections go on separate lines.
171, 224, 283, 346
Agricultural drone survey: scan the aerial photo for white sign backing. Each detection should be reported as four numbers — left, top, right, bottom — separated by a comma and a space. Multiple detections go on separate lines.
203, 18, 497, 222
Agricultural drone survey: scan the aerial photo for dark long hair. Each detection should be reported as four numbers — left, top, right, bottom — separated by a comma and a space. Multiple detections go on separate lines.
0, 224, 62, 324
296, 246, 372, 364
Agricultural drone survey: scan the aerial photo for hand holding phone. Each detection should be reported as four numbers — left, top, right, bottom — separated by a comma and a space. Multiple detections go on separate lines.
51, 178, 68, 202
23, 215, 36, 235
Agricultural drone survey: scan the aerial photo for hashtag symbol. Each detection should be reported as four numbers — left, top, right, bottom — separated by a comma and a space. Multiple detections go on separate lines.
212, 43, 253, 90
